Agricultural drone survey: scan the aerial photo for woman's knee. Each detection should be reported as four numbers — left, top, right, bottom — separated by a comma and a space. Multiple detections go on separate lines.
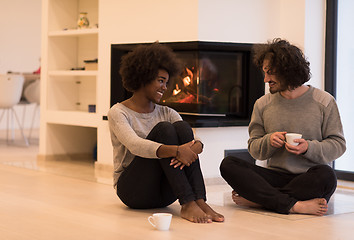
158, 121, 192, 136
173, 121, 194, 143
173, 120, 191, 130
154, 121, 174, 131
148, 121, 178, 144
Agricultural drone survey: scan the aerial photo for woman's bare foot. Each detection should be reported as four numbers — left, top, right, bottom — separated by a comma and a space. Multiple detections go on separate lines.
289, 198, 328, 216
181, 201, 212, 223
195, 199, 225, 222
232, 191, 261, 208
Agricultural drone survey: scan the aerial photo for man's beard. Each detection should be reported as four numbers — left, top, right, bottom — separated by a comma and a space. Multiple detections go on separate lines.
269, 81, 288, 94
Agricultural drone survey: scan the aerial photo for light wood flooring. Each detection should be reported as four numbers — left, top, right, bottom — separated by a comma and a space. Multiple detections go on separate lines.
1, 130, 354, 240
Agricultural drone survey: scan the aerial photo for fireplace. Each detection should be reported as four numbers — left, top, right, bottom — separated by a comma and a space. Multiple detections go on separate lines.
110, 41, 264, 127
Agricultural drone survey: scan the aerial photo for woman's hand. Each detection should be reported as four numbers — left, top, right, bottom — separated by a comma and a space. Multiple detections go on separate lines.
191, 140, 203, 155
170, 158, 185, 169
170, 140, 198, 169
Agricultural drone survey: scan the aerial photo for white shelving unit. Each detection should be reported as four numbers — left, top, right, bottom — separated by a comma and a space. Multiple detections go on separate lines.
48, 28, 99, 37
40, 0, 99, 159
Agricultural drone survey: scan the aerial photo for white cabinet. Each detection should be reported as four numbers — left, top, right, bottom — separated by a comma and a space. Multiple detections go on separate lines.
40, 0, 99, 158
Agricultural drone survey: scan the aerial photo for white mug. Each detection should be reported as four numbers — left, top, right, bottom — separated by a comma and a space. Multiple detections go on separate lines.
285, 133, 302, 146
148, 213, 172, 231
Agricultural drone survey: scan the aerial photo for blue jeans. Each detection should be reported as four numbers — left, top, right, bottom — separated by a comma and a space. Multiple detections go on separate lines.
117, 121, 206, 209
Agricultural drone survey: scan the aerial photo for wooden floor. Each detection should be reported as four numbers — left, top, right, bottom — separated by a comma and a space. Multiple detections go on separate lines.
1, 130, 354, 240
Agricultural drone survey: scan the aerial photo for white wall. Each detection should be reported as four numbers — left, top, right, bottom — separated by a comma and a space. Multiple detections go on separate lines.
0, 0, 42, 130
97, 0, 326, 179
0, 0, 41, 73
198, 0, 281, 43
304, 0, 326, 89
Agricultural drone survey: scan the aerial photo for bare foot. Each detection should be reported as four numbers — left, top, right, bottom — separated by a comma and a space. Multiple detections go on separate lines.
181, 201, 212, 223
232, 191, 261, 208
289, 198, 328, 216
195, 199, 224, 222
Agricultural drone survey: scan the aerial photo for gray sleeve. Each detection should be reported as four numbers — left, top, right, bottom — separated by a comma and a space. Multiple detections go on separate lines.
247, 98, 278, 160
108, 109, 162, 159
303, 98, 346, 164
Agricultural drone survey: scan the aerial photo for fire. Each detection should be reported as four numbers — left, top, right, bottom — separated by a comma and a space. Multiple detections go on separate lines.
173, 84, 181, 96
162, 58, 221, 106
166, 67, 197, 103
182, 76, 191, 87
183, 68, 193, 87
172, 67, 193, 97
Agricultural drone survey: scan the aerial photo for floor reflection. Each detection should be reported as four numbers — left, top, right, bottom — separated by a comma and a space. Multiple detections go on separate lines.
1, 129, 354, 217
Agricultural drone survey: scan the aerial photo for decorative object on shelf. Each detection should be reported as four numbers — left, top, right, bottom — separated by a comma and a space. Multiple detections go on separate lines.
77, 12, 89, 29
88, 104, 96, 113
84, 58, 98, 70
71, 67, 85, 71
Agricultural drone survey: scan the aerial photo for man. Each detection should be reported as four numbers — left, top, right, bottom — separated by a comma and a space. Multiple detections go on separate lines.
220, 38, 346, 216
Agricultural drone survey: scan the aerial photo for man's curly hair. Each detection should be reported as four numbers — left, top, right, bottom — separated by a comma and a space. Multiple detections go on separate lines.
119, 42, 182, 92
252, 38, 311, 90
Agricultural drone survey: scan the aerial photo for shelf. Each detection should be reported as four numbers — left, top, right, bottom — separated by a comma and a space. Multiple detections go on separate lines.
41, 0, 99, 158
48, 28, 98, 37
49, 70, 98, 76
45, 110, 99, 128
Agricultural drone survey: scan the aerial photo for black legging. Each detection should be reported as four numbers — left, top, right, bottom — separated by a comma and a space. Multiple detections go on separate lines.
220, 156, 337, 214
116, 121, 206, 209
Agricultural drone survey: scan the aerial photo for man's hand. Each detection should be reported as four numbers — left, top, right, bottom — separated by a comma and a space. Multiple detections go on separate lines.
285, 138, 308, 155
270, 132, 287, 148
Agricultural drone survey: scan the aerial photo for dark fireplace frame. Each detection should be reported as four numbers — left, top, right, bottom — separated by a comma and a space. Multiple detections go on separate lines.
110, 41, 264, 127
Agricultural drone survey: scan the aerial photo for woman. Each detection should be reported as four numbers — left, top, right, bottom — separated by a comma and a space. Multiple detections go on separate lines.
108, 42, 224, 223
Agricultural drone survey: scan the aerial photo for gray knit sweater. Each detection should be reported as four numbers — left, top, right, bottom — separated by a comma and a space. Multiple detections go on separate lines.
108, 103, 182, 188
248, 85, 346, 174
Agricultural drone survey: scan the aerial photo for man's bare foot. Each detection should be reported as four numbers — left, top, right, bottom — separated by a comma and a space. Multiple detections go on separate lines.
232, 191, 261, 208
195, 199, 225, 222
181, 201, 212, 223
289, 198, 328, 216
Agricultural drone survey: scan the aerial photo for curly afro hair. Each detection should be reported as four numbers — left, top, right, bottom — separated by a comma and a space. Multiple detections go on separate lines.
252, 38, 311, 90
119, 42, 182, 92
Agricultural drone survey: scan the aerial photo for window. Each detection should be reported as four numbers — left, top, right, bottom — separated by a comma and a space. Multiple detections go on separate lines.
325, 0, 354, 180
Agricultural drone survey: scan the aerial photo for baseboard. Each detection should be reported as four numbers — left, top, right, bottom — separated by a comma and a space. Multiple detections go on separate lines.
94, 162, 113, 171
204, 177, 227, 185
94, 162, 114, 184
37, 153, 93, 162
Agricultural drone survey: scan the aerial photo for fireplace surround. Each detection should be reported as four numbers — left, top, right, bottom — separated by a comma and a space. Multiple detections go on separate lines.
110, 41, 264, 127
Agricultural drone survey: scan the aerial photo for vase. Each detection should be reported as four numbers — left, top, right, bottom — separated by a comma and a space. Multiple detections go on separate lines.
77, 12, 89, 29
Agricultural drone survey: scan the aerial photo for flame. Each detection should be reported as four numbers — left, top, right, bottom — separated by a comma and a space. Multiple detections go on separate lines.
167, 67, 196, 103
182, 76, 191, 87
179, 94, 195, 103
183, 68, 193, 87
173, 84, 181, 96
171, 67, 193, 96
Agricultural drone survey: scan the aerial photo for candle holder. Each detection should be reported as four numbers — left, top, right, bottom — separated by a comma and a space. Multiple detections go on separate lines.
77, 12, 89, 29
